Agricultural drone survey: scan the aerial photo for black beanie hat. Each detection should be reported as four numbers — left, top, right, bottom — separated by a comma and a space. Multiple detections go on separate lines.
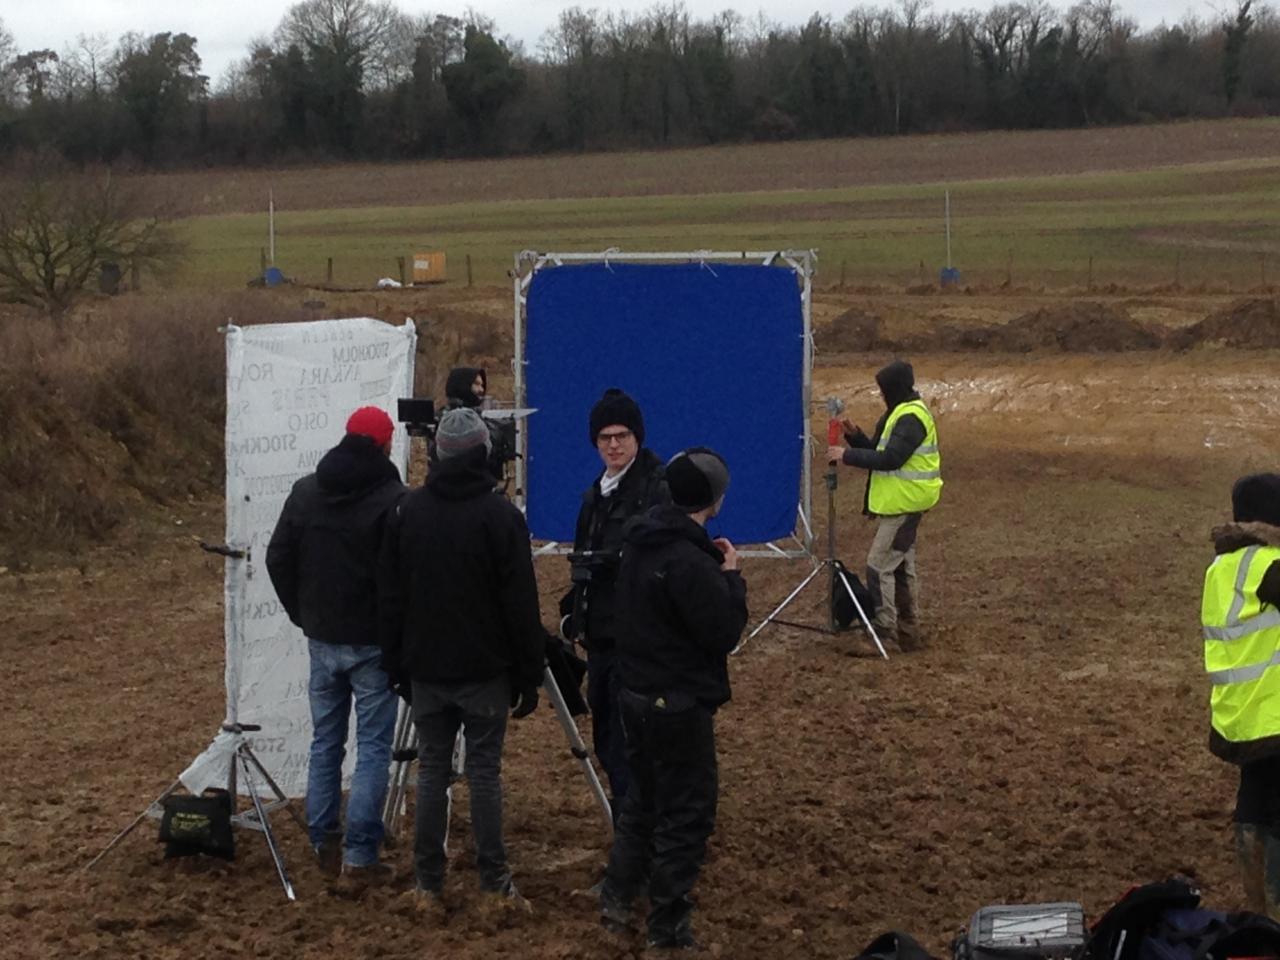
667, 447, 730, 512
1232, 473, 1280, 527
589, 388, 645, 446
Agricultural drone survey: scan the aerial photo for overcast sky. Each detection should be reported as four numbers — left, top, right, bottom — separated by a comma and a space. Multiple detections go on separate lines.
4, 0, 1222, 86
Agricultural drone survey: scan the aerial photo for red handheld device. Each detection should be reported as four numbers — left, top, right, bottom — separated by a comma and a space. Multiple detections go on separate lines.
827, 419, 842, 446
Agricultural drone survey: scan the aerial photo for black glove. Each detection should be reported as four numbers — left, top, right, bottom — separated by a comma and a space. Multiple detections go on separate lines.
390, 677, 413, 705
510, 683, 539, 719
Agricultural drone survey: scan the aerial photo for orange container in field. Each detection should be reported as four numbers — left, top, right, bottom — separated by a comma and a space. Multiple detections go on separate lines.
412, 251, 447, 284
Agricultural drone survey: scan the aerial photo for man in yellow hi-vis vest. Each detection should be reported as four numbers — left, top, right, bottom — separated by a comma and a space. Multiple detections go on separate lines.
1203, 472, 1280, 920
827, 360, 942, 653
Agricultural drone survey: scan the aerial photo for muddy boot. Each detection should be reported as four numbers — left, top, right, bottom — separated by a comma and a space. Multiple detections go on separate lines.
600, 879, 639, 935
898, 620, 923, 651
315, 830, 343, 878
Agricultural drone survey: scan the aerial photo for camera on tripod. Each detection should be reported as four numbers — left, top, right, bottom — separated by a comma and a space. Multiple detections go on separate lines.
568, 549, 621, 586
397, 398, 437, 439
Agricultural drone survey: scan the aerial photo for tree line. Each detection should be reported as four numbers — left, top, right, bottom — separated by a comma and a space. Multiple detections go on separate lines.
0, 0, 1275, 167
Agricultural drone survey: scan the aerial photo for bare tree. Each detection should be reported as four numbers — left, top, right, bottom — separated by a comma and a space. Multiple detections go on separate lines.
0, 17, 18, 106
0, 156, 179, 315
276, 0, 399, 83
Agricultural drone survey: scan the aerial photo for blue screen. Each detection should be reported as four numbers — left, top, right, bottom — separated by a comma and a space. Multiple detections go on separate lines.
525, 262, 804, 544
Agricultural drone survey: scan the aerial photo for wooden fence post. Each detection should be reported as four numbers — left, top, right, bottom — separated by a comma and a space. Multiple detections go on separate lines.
326, 257, 334, 284
466, 254, 474, 288
397, 256, 406, 286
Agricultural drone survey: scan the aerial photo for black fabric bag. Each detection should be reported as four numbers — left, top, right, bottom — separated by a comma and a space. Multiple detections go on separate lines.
856, 930, 938, 960
833, 559, 877, 629
158, 791, 235, 860
1087, 879, 1280, 960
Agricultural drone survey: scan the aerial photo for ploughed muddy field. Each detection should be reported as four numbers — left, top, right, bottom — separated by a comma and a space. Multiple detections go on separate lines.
3, 337, 1279, 959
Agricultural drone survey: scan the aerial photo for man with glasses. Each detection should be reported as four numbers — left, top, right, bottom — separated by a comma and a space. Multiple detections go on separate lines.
562, 388, 668, 819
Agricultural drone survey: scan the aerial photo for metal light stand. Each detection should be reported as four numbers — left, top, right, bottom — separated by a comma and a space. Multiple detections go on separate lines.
740, 430, 887, 658
85, 722, 307, 901
381, 666, 613, 844
86, 542, 307, 900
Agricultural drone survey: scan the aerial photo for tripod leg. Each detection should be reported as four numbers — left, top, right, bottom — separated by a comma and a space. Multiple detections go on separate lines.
739, 563, 826, 648
84, 779, 182, 871
239, 753, 298, 902
542, 666, 613, 834
383, 704, 416, 843
239, 743, 309, 836
838, 570, 889, 660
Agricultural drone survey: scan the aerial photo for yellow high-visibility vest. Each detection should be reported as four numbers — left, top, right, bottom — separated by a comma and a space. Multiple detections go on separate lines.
867, 399, 942, 516
1203, 544, 1280, 747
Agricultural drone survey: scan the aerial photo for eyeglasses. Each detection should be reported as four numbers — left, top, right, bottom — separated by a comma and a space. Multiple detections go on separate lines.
597, 429, 635, 447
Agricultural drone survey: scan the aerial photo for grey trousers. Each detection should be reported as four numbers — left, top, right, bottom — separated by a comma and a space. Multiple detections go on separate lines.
412, 675, 511, 892
866, 512, 922, 637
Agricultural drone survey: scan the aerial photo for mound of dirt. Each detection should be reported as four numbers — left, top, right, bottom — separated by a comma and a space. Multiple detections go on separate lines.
986, 302, 1162, 352
1173, 298, 1280, 349
815, 307, 883, 352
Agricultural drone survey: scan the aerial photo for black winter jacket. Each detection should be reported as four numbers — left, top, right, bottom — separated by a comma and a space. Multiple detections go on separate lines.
266, 434, 406, 647
562, 449, 669, 650
378, 449, 544, 690
1208, 520, 1280, 764
615, 505, 748, 710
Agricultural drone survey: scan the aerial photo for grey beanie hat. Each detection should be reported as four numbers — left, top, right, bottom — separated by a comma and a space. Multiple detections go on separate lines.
435, 407, 492, 461
666, 447, 730, 512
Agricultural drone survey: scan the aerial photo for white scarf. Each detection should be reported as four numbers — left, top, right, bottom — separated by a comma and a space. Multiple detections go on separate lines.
599, 458, 635, 498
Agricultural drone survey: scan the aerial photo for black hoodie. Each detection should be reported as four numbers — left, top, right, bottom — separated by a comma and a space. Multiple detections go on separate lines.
378, 448, 544, 690
267, 434, 407, 647
615, 505, 748, 710
842, 360, 929, 515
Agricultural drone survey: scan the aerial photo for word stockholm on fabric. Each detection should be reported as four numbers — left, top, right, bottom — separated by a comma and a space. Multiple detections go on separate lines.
181, 318, 416, 799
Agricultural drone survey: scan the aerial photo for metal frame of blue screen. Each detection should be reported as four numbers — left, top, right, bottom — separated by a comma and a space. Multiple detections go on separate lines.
512, 249, 817, 560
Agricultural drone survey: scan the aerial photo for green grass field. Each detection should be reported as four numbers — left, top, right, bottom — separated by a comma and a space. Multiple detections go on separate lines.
175, 132, 1280, 292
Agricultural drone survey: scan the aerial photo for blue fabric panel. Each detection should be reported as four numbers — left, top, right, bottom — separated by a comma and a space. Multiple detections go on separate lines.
525, 262, 803, 544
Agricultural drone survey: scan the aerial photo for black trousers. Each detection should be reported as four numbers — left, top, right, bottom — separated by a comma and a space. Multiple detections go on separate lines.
603, 688, 718, 943
587, 648, 630, 809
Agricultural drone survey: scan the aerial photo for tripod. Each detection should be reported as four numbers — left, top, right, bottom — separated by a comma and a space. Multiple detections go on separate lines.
382, 665, 614, 843
85, 722, 308, 900
741, 460, 888, 657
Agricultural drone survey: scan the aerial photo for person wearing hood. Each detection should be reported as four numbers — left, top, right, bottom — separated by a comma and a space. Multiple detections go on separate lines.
827, 359, 942, 652
1203, 473, 1280, 920
266, 406, 407, 882
599, 448, 747, 952
561, 388, 669, 815
438, 365, 512, 485
378, 406, 544, 909
444, 366, 487, 408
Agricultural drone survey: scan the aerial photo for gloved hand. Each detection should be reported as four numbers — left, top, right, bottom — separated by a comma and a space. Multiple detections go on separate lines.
385, 671, 412, 704
510, 683, 539, 719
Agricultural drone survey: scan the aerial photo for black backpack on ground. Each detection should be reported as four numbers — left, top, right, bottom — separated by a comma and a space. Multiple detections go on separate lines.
856, 930, 938, 960
833, 559, 877, 630
1087, 879, 1280, 960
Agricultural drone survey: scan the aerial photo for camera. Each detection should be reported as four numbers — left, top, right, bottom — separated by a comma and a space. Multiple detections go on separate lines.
397, 398, 437, 438
568, 549, 621, 586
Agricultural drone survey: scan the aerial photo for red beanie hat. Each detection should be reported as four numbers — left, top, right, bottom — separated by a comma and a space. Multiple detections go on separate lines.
346, 406, 394, 447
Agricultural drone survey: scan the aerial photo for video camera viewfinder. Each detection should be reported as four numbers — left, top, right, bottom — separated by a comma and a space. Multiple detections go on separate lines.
397, 398, 436, 438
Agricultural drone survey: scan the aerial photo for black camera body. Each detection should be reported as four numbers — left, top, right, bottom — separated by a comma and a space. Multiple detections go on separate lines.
568, 549, 621, 586
397, 398, 437, 438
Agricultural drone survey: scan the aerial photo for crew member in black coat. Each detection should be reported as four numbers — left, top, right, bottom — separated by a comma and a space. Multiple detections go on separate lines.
600, 447, 748, 951
266, 406, 407, 881
379, 406, 544, 906
561, 388, 669, 815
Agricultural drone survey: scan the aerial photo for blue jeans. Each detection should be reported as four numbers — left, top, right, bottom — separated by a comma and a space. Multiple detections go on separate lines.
306, 640, 399, 867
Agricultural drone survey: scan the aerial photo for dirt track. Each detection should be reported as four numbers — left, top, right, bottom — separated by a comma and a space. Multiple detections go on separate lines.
3, 347, 1279, 959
